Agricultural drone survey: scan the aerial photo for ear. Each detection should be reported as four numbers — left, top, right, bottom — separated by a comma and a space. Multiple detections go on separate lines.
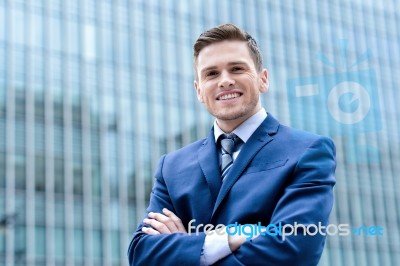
194, 80, 204, 103
259, 68, 269, 93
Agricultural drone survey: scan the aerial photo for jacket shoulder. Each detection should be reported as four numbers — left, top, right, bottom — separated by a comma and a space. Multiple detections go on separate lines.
165, 138, 207, 159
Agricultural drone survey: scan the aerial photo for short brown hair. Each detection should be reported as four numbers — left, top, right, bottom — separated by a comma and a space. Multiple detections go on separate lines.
193, 23, 263, 78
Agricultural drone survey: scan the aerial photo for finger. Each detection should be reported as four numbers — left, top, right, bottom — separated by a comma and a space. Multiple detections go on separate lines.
141, 226, 160, 235
162, 208, 187, 233
143, 217, 173, 234
148, 212, 179, 232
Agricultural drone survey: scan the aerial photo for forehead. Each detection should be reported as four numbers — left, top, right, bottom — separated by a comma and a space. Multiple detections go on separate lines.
197, 40, 253, 69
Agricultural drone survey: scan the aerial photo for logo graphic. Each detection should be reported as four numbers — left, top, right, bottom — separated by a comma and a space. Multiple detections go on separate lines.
287, 40, 381, 163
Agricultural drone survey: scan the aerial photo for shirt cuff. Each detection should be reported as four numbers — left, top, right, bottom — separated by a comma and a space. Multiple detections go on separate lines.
200, 229, 231, 265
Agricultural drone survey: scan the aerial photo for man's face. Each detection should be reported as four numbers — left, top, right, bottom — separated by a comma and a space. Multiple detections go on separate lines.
194, 40, 268, 132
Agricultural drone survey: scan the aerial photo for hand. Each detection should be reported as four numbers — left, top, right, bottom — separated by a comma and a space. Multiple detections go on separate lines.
228, 234, 247, 252
227, 224, 266, 251
142, 208, 187, 235
227, 225, 247, 252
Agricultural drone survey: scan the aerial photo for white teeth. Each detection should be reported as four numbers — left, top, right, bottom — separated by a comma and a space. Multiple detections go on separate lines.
219, 93, 240, 100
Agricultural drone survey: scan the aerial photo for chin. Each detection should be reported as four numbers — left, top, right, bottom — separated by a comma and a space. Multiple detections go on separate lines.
214, 111, 247, 121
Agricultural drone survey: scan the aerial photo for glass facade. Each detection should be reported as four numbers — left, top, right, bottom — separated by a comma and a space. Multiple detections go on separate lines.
0, 0, 398, 265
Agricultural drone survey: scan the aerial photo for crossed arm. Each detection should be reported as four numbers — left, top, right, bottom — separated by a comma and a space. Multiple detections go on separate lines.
142, 208, 247, 252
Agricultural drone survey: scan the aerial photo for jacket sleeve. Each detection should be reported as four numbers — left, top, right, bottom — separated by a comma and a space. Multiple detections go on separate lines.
214, 136, 337, 266
127, 155, 206, 266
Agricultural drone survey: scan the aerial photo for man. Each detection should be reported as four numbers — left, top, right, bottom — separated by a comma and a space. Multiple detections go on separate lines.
128, 23, 336, 266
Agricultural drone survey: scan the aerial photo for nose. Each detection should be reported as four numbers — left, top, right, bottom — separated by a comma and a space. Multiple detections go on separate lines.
218, 70, 235, 89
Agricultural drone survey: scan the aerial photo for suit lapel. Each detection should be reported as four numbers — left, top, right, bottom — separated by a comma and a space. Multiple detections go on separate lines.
211, 114, 280, 217
198, 129, 221, 204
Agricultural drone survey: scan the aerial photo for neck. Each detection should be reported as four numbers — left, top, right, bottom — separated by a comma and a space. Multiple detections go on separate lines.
216, 120, 244, 133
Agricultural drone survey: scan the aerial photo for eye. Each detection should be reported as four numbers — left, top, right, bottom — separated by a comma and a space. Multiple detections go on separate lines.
206, 70, 218, 77
232, 66, 244, 72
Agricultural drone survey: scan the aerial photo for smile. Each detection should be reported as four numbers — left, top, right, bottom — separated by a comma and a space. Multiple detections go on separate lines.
217, 92, 242, 101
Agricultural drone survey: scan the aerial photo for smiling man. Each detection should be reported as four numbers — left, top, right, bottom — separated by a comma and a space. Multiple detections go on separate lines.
128, 24, 336, 266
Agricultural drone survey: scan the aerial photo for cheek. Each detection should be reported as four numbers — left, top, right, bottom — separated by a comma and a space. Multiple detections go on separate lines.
198, 90, 210, 104
202, 85, 215, 100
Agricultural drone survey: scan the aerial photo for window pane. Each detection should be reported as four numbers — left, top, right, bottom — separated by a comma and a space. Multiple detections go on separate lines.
0, 5, 5, 41
15, 225, 26, 256
92, 229, 102, 259
54, 199, 64, 227
35, 155, 45, 191
35, 226, 46, 257
74, 229, 83, 258
48, 16, 62, 52
31, 12, 43, 48
11, 8, 25, 45
54, 157, 64, 194
111, 230, 120, 261
15, 154, 26, 189
55, 227, 65, 258
0, 152, 5, 188
35, 193, 45, 225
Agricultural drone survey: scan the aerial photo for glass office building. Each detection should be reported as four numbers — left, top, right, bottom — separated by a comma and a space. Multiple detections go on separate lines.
0, 0, 399, 265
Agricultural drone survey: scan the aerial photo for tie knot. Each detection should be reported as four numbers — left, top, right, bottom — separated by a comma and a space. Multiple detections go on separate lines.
223, 133, 237, 140
220, 133, 239, 155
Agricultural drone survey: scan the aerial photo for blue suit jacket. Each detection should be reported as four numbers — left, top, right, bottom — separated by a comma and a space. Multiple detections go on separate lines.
128, 114, 336, 266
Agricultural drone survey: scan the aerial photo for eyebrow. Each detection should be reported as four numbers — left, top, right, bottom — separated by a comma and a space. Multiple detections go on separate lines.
200, 61, 249, 75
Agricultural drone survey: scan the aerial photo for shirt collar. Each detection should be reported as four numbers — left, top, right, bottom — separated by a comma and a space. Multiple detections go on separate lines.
214, 108, 267, 143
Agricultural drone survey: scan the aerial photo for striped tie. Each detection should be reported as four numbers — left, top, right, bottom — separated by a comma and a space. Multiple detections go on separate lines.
220, 133, 239, 181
